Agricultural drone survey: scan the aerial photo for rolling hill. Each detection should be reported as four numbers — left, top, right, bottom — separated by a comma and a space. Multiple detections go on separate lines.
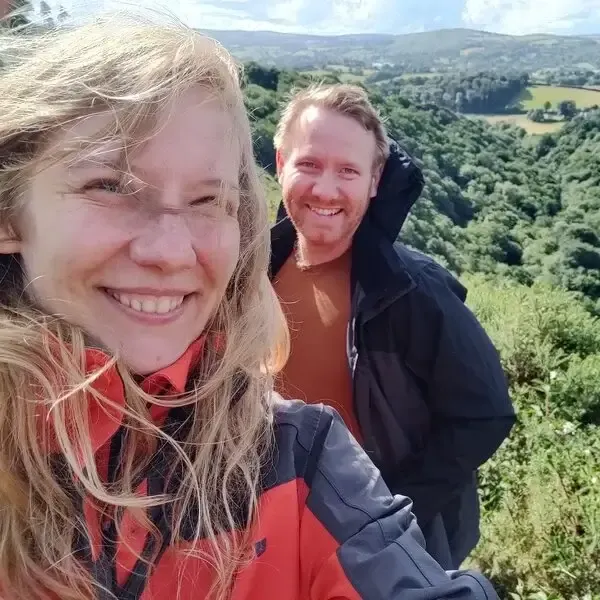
202, 27, 600, 73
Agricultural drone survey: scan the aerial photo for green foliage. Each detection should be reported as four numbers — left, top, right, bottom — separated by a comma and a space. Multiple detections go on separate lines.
244, 61, 279, 91
374, 72, 529, 114
558, 100, 577, 119
527, 109, 545, 123
465, 276, 600, 599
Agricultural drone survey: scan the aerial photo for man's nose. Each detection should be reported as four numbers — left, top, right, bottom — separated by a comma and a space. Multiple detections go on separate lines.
311, 172, 339, 202
129, 211, 196, 273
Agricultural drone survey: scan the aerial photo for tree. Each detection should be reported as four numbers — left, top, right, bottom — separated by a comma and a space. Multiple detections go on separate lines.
544, 100, 552, 111
528, 108, 545, 122
244, 62, 279, 91
535, 133, 557, 159
455, 91, 465, 112
57, 4, 68, 24
39, 0, 52, 27
557, 99, 577, 120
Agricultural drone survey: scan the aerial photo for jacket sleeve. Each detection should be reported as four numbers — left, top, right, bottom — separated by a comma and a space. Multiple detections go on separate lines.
301, 406, 499, 600
393, 262, 516, 525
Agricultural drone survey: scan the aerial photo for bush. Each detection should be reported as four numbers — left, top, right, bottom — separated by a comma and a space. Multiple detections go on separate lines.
463, 275, 600, 599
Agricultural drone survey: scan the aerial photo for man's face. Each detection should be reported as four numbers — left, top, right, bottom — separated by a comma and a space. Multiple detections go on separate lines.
276, 106, 380, 261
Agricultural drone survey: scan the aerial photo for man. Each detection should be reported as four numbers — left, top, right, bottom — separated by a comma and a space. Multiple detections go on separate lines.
269, 83, 515, 570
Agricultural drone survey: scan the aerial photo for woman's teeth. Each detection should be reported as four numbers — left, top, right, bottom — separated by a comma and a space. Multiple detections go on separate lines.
110, 292, 184, 314
309, 206, 342, 216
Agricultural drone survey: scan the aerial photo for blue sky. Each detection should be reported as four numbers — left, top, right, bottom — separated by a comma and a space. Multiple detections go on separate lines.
39, 0, 600, 36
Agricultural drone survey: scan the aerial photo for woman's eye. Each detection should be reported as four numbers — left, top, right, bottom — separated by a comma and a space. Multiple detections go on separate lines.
84, 179, 122, 194
192, 195, 217, 205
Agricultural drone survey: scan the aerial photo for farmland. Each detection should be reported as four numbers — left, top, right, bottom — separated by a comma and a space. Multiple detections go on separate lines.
471, 114, 565, 135
519, 84, 600, 109
301, 66, 374, 84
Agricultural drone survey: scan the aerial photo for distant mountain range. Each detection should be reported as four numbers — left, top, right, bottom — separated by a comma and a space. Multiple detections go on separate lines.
201, 27, 600, 73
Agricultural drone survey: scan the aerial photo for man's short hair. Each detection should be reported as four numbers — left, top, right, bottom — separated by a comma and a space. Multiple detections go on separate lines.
273, 83, 390, 170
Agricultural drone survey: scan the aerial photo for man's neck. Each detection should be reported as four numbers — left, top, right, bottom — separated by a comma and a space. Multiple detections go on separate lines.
295, 236, 351, 269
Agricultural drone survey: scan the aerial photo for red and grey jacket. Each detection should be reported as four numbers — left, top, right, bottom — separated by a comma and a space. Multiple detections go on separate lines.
44, 340, 499, 600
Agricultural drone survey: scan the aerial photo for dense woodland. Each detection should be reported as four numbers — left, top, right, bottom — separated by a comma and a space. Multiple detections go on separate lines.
371, 72, 531, 114
245, 64, 600, 599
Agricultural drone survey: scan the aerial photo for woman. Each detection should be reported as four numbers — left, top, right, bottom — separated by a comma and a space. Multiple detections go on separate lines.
0, 14, 498, 600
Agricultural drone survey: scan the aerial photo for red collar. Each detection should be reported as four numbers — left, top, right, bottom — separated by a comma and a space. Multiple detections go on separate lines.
45, 338, 205, 461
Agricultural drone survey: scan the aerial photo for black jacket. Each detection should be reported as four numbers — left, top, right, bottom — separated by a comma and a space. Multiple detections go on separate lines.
269, 140, 516, 569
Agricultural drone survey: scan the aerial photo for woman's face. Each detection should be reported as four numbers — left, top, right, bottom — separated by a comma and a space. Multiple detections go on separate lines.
0, 86, 242, 374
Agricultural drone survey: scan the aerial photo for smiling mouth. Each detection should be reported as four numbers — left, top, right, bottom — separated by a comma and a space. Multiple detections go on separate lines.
105, 290, 187, 315
308, 205, 343, 216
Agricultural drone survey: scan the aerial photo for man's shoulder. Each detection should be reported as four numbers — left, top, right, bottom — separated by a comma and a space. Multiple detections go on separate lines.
392, 241, 447, 275
391, 242, 467, 304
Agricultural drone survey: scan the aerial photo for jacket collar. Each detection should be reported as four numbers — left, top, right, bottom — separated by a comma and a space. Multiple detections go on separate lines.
44, 337, 205, 462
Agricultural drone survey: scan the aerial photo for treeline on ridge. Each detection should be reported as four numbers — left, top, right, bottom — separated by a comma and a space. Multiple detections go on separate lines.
371, 71, 530, 114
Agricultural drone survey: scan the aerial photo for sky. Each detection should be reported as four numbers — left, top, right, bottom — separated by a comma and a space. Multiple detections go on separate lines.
37, 0, 600, 36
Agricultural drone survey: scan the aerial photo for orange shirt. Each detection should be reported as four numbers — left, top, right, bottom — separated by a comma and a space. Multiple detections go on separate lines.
272, 250, 362, 443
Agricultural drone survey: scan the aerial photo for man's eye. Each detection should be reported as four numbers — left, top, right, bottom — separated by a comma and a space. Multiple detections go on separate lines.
341, 167, 359, 175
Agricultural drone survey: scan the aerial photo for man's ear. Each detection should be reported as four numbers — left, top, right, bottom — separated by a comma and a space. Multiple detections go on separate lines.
369, 165, 383, 199
275, 149, 285, 184
0, 224, 21, 254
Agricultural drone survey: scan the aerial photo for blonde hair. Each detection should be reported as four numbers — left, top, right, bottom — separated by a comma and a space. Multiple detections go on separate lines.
273, 83, 390, 169
0, 12, 288, 600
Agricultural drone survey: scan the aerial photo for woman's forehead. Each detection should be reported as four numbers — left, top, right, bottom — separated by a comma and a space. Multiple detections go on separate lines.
49, 92, 241, 184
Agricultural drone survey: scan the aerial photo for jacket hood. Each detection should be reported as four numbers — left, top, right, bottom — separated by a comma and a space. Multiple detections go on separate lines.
275, 137, 425, 243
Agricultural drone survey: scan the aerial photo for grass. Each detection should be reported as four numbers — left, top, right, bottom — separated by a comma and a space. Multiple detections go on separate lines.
469, 113, 565, 135
399, 72, 439, 79
519, 84, 600, 110
301, 66, 374, 84
339, 72, 370, 83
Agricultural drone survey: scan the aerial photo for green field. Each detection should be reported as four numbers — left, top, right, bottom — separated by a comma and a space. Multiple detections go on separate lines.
399, 72, 439, 79
469, 114, 565, 135
302, 66, 374, 84
519, 84, 600, 110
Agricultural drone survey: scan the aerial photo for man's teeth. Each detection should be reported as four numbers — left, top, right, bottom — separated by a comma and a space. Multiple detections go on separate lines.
110, 292, 184, 314
309, 206, 342, 216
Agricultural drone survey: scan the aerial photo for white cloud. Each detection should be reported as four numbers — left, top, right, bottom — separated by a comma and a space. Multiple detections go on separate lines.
462, 0, 600, 35
46, 0, 396, 34
267, 0, 389, 33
